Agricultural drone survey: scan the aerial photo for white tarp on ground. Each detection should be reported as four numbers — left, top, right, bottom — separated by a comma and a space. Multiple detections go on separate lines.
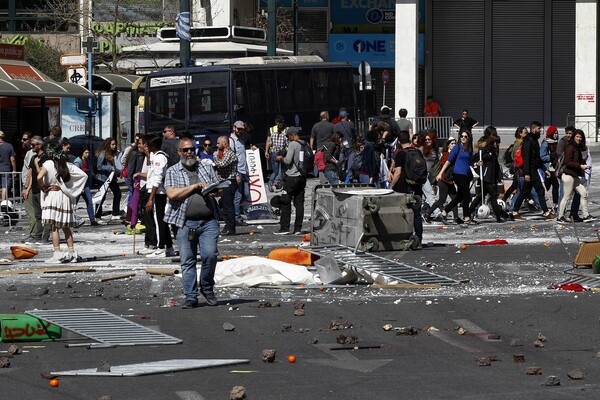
213, 256, 316, 288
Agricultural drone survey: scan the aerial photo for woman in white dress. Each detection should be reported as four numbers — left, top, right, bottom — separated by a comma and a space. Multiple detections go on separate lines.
38, 143, 87, 263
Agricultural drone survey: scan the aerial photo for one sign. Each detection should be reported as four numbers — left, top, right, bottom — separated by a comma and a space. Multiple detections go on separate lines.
330, 34, 394, 68
67, 67, 87, 86
0, 44, 24, 61
60, 54, 86, 66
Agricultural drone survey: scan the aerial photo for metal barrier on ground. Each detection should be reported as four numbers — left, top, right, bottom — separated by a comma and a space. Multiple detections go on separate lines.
0, 171, 25, 228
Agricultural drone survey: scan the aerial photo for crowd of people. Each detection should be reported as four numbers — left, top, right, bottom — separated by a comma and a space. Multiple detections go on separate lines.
1, 108, 595, 306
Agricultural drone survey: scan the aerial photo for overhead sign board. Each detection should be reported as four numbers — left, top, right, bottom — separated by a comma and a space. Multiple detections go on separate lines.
60, 54, 87, 66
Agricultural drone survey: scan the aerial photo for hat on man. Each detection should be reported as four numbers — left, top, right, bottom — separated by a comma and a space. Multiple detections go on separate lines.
233, 120, 245, 129
381, 105, 391, 114
339, 111, 348, 118
287, 126, 300, 136
546, 126, 558, 137
0, 130, 4, 138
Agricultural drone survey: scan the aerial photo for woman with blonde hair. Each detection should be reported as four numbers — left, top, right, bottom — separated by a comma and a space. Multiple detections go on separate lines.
95, 138, 122, 220
38, 142, 87, 263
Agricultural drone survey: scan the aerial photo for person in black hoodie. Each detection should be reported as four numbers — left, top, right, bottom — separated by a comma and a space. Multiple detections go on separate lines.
509, 121, 555, 220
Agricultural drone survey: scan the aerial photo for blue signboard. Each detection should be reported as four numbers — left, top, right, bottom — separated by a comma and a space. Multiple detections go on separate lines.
331, 0, 396, 25
329, 34, 395, 68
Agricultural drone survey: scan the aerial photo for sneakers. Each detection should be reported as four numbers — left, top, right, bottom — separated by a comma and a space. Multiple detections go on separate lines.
201, 291, 218, 306
557, 216, 572, 224
90, 220, 100, 226
181, 299, 199, 309
511, 212, 526, 220
69, 251, 83, 263
45, 252, 70, 264
165, 247, 178, 257
138, 246, 157, 255
571, 215, 584, 223
147, 248, 166, 258
582, 215, 597, 223
274, 228, 290, 235
543, 211, 556, 220
422, 213, 432, 224
96, 219, 108, 225
110, 215, 122, 221
220, 228, 236, 236
267, 184, 274, 193
453, 218, 464, 225
236, 219, 248, 226
75, 217, 86, 228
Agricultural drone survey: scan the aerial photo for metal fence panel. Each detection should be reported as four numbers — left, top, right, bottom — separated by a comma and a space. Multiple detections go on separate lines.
407, 116, 454, 139
566, 114, 599, 142
0, 171, 25, 228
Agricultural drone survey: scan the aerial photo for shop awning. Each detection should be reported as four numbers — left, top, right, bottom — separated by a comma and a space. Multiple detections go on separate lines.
0, 60, 94, 99
92, 73, 139, 91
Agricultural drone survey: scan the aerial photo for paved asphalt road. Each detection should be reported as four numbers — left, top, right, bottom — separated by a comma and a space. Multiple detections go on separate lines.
2, 147, 600, 399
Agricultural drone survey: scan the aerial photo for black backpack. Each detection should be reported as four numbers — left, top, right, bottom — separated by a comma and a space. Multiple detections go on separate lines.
404, 147, 428, 185
503, 143, 514, 167
295, 139, 314, 177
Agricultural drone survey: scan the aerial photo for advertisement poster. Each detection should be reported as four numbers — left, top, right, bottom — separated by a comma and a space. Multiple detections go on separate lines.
61, 94, 112, 140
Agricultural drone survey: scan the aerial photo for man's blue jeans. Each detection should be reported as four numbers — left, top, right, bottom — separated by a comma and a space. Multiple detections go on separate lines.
176, 218, 220, 301
268, 155, 285, 186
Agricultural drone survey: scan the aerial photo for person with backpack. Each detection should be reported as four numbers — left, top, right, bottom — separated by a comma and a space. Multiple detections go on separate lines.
274, 127, 307, 235
344, 142, 363, 183
358, 129, 380, 185
390, 131, 426, 247
424, 137, 460, 223
323, 132, 343, 184
503, 127, 524, 201
436, 130, 476, 224
556, 129, 595, 223
509, 121, 555, 221
540, 126, 560, 211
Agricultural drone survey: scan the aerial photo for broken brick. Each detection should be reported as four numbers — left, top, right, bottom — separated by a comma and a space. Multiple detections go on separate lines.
230, 386, 247, 400
542, 376, 560, 386
329, 320, 352, 330
525, 367, 543, 375
261, 349, 276, 363
567, 368, 584, 380
294, 309, 305, 317
336, 334, 359, 345
513, 354, 525, 363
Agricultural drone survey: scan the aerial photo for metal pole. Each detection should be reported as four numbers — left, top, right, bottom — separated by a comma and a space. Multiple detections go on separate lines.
267, 0, 276, 56
293, 0, 298, 56
361, 61, 368, 135
180, 0, 191, 66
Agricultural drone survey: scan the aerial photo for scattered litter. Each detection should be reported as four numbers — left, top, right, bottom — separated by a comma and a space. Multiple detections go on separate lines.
476, 357, 492, 366
0, 266, 94, 275
261, 349, 276, 363
537, 333, 547, 342
395, 326, 418, 336
457, 327, 467, 335
513, 354, 525, 363
293, 300, 305, 310
223, 323, 236, 332
336, 334, 358, 344
214, 256, 316, 287
0, 357, 10, 368
294, 309, 305, 317
488, 333, 501, 340
510, 339, 523, 347
281, 324, 292, 332
525, 366, 543, 375
542, 376, 560, 386
427, 326, 440, 332
329, 320, 352, 330
99, 273, 136, 282
567, 368, 584, 380
257, 301, 281, 308
230, 385, 247, 400
533, 340, 545, 348
145, 268, 180, 276
6, 345, 21, 355
382, 324, 393, 331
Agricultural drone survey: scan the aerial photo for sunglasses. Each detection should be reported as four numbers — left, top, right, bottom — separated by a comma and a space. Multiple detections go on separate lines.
461, 135, 469, 138
21, 137, 29, 141
179, 147, 195, 153
204, 143, 212, 147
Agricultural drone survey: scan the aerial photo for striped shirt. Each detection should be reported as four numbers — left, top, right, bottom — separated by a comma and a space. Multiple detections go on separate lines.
163, 161, 219, 228
213, 148, 238, 180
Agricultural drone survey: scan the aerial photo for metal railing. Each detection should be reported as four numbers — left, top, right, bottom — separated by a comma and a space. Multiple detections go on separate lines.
566, 114, 599, 142
0, 171, 25, 229
408, 116, 454, 139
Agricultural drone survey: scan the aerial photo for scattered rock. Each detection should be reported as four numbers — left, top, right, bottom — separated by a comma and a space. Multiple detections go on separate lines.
537, 333, 547, 342
596, 351, 600, 359
476, 357, 492, 366
533, 339, 545, 348
542, 376, 560, 386
0, 357, 10, 368
395, 326, 418, 336
281, 324, 292, 332
486, 355, 501, 362
293, 300, 305, 310
567, 368, 584, 380
329, 320, 352, 331
258, 301, 280, 308
307, 338, 319, 344
261, 349, 276, 363
382, 324, 393, 331
223, 322, 236, 332
6, 345, 21, 355
510, 339, 523, 347
96, 361, 111, 372
458, 327, 467, 335
513, 354, 525, 363
336, 334, 359, 344
6, 285, 16, 292
427, 326, 440, 332
294, 309, 305, 317
487, 333, 501, 340
525, 367, 543, 375
230, 386, 247, 400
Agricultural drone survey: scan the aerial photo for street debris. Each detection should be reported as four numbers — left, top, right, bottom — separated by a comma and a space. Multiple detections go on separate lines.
97, 361, 111, 372
268, 247, 314, 266
487, 333, 501, 340
567, 368, 584, 380
0, 357, 10, 368
382, 323, 393, 331
537, 333, 547, 342
542, 376, 560, 386
99, 272, 136, 282
293, 301, 305, 316
0, 266, 94, 275
336, 334, 359, 344
223, 323, 236, 332
214, 256, 316, 287
230, 385, 247, 400
329, 320, 352, 330
281, 324, 292, 332
476, 357, 492, 366
525, 367, 543, 375
457, 327, 467, 335
6, 345, 21, 355
395, 326, 418, 336
307, 338, 319, 344
261, 349, 277, 363
510, 339, 523, 347
145, 268, 180, 276
257, 301, 280, 308
427, 326, 440, 332
513, 354, 525, 363
533, 340, 545, 348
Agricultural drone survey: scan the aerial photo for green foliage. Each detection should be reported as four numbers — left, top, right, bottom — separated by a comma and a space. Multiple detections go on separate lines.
23, 38, 67, 82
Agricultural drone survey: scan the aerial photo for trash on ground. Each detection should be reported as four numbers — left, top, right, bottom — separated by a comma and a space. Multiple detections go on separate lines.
567, 368, 584, 380
145, 268, 180, 276
261, 349, 276, 363
230, 385, 247, 400
542, 376, 560, 386
213, 256, 316, 288
513, 354, 525, 363
268, 247, 315, 266
329, 320, 352, 330
525, 366, 543, 375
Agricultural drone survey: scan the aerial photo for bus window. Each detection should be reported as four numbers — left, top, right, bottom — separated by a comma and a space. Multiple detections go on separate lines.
189, 71, 229, 128
313, 69, 329, 108
263, 74, 277, 114
146, 85, 186, 132
277, 70, 293, 111
293, 70, 311, 111
246, 71, 267, 114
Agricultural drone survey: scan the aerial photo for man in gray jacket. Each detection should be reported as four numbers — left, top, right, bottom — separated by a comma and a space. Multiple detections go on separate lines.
274, 127, 306, 235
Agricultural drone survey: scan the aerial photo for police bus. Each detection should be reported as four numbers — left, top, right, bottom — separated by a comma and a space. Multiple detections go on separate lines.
143, 56, 356, 150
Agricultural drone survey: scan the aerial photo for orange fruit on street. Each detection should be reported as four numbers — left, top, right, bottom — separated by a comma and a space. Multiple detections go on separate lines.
459, 244, 468, 250
49, 378, 59, 387
287, 354, 297, 363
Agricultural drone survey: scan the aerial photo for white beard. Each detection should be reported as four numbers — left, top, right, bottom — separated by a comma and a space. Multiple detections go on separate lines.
181, 156, 197, 170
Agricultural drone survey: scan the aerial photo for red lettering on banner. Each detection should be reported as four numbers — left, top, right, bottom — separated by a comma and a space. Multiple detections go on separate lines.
3, 321, 54, 339
249, 174, 263, 203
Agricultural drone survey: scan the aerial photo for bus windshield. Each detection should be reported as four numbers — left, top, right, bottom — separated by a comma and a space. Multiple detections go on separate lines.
146, 71, 229, 133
